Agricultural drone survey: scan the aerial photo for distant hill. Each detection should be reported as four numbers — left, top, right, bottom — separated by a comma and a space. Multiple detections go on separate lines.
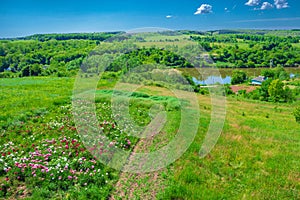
0, 32, 124, 41
209, 29, 300, 37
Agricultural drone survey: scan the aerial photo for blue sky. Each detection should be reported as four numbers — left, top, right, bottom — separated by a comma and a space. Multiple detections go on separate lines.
1, 0, 300, 37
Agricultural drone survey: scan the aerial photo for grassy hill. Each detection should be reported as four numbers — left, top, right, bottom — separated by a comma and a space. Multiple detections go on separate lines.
0, 76, 299, 199
0, 30, 299, 199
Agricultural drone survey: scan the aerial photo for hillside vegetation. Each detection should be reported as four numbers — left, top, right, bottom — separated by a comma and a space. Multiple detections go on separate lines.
0, 30, 299, 199
1, 30, 300, 78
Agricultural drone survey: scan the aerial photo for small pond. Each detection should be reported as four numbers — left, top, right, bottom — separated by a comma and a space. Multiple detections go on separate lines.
192, 73, 297, 85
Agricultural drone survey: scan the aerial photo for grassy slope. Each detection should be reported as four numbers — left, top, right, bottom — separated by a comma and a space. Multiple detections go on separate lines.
0, 77, 74, 129
159, 96, 300, 199
115, 83, 300, 199
95, 82, 300, 199
0, 77, 299, 199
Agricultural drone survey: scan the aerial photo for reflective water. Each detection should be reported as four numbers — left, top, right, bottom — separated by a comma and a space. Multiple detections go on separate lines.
193, 73, 297, 85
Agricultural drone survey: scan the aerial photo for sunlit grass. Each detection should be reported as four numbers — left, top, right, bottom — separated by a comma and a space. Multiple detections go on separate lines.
1, 76, 299, 199
159, 95, 300, 199
0, 77, 74, 128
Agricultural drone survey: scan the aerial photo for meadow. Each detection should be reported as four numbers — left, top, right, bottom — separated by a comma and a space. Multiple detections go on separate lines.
0, 75, 299, 199
0, 30, 300, 199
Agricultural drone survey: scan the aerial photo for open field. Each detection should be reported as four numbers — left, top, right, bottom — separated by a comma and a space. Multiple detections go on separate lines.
0, 77, 299, 199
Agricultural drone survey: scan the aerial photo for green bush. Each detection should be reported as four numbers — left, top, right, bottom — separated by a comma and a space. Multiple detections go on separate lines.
267, 79, 295, 103
231, 70, 247, 84
224, 84, 234, 95
293, 107, 300, 123
0, 71, 16, 78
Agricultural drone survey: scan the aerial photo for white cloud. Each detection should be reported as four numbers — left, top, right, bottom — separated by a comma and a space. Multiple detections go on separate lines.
260, 2, 274, 10
194, 4, 213, 15
224, 7, 230, 13
166, 15, 173, 19
245, 0, 260, 6
274, 0, 289, 9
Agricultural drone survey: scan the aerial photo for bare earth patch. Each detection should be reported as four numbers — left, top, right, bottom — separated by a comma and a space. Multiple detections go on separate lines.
109, 137, 168, 200
230, 85, 257, 94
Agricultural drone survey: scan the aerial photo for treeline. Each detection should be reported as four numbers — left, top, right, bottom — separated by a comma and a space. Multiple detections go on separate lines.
2, 32, 122, 42
214, 42, 300, 68
0, 41, 194, 77
190, 35, 237, 43
0, 32, 125, 77
0, 40, 97, 77
191, 34, 300, 44
235, 34, 300, 43
106, 47, 193, 72
191, 34, 300, 68
1, 31, 300, 78
210, 29, 300, 37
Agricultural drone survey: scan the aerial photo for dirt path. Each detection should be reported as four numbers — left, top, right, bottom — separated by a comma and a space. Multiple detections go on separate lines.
109, 137, 168, 200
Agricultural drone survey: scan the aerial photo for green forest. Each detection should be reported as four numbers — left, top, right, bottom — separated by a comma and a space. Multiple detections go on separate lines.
191, 33, 300, 68
1, 31, 300, 78
0, 32, 121, 78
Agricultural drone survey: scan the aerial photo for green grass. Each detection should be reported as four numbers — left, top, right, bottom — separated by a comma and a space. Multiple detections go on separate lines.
0, 76, 299, 199
0, 77, 74, 128
140, 34, 189, 42
158, 96, 300, 200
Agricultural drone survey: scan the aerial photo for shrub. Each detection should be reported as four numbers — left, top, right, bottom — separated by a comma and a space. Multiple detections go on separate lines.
293, 107, 300, 123
268, 79, 284, 102
0, 71, 16, 78
224, 84, 234, 95
231, 70, 247, 84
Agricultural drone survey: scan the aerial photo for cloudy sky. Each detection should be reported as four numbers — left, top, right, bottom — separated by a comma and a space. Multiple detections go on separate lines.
1, 0, 300, 37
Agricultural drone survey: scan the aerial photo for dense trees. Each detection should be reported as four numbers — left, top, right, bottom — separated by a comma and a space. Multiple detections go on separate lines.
0, 31, 299, 83
0, 39, 98, 77
8, 32, 122, 42
261, 66, 290, 80
190, 35, 237, 43
235, 34, 300, 43
231, 70, 247, 84
0, 32, 120, 77
191, 34, 300, 68
106, 47, 193, 72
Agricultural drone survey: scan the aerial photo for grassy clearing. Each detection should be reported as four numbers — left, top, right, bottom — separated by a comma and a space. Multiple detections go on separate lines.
135, 40, 195, 48
140, 34, 189, 42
